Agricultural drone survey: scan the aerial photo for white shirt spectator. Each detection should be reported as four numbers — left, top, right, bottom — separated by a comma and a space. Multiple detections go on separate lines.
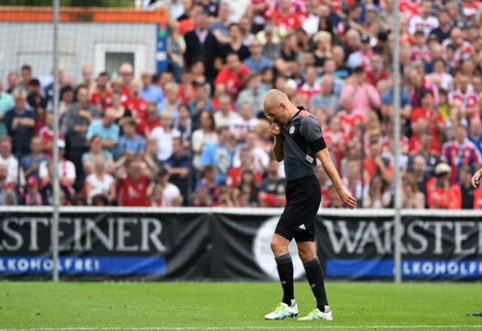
163, 182, 181, 206
214, 111, 240, 129
39, 159, 76, 182
230, 117, 259, 140
151, 127, 181, 161
191, 129, 218, 169
0, 155, 25, 185
221, 0, 251, 24
86, 173, 115, 195
232, 145, 269, 174
408, 15, 439, 36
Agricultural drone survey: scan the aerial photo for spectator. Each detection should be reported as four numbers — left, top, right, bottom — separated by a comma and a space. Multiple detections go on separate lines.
297, 66, 321, 102
243, 39, 273, 74
408, 130, 441, 177
39, 161, 71, 206
61, 85, 100, 185
233, 167, 259, 206
239, 16, 255, 46
4, 88, 37, 158
215, 53, 251, 100
18, 64, 32, 91
454, 165, 476, 209
85, 155, 116, 205
86, 108, 120, 152
6, 72, 19, 94
236, 74, 265, 117
0, 136, 25, 186
80, 64, 96, 98
184, 11, 219, 81
151, 111, 181, 162
217, 23, 250, 68
410, 89, 443, 152
342, 159, 363, 204
118, 161, 152, 206
226, 147, 263, 187
216, 186, 235, 207
82, 135, 115, 176
140, 70, 164, 107
39, 112, 64, 159
429, 10, 452, 43
258, 158, 286, 207
127, 79, 148, 121
211, 3, 231, 44
174, 103, 192, 145
192, 110, 218, 169
311, 31, 332, 71
214, 94, 240, 129
0, 164, 17, 206
178, 68, 196, 104
468, 117, 482, 154
167, 20, 186, 82
441, 124, 481, 185
200, 126, 234, 185
164, 137, 190, 203
114, 119, 146, 161
27, 79, 47, 135
261, 26, 281, 63
363, 175, 392, 208
363, 139, 394, 185
158, 82, 181, 121
59, 86, 74, 122
347, 34, 373, 70
195, 164, 219, 205
366, 53, 389, 87
0, 80, 15, 138
193, 186, 213, 206
338, 95, 365, 138
109, 90, 133, 128
190, 59, 207, 86
230, 103, 259, 141
119, 62, 134, 96
401, 172, 425, 209
90, 72, 111, 111
20, 137, 49, 181
137, 102, 161, 137
340, 66, 381, 114
408, 0, 438, 36
232, 131, 269, 174
157, 167, 182, 206
39, 140, 76, 189
24, 176, 43, 206
425, 58, 454, 92
150, 183, 166, 207
189, 82, 214, 130
309, 75, 339, 116
427, 162, 461, 209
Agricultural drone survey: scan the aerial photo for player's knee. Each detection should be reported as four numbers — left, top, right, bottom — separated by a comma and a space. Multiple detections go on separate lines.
298, 250, 316, 264
270, 237, 288, 255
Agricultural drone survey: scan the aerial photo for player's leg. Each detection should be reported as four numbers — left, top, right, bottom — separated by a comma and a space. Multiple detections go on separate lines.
264, 232, 299, 320
296, 240, 333, 321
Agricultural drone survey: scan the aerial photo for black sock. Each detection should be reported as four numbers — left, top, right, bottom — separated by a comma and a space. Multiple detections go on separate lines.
304, 257, 328, 312
275, 253, 294, 306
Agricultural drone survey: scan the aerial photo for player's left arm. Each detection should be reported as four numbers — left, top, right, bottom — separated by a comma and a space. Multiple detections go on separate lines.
300, 116, 357, 209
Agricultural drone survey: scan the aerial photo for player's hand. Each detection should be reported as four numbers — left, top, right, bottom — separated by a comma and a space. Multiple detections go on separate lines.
471, 169, 482, 188
270, 122, 282, 136
337, 187, 357, 209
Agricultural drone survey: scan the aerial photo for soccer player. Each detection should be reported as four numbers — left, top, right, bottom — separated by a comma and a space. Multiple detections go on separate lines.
263, 90, 357, 321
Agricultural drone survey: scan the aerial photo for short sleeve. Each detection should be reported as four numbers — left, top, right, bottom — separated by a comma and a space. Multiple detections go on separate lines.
299, 116, 323, 143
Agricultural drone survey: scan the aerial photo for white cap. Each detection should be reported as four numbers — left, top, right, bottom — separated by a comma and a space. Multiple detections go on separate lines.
57, 140, 66, 148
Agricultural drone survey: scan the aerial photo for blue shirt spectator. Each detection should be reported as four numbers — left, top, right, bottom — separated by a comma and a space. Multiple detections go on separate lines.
4, 89, 37, 156
140, 71, 164, 107
86, 109, 119, 151
382, 87, 412, 108
243, 56, 273, 74
200, 128, 233, 186
113, 119, 146, 160
20, 136, 50, 181
0, 90, 14, 138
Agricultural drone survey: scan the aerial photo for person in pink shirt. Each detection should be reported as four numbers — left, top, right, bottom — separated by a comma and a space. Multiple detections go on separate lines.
340, 66, 381, 114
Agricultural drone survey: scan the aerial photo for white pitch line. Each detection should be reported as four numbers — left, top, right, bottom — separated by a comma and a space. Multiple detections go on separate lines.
1, 326, 482, 331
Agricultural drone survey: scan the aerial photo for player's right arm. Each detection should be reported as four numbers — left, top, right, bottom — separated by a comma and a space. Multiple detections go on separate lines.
271, 122, 284, 162
472, 167, 482, 188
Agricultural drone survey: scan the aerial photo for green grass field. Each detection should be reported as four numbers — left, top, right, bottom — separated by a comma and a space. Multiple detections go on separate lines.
0, 282, 481, 331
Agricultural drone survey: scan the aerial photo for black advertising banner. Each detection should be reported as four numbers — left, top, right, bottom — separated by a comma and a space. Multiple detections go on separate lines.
0, 209, 481, 280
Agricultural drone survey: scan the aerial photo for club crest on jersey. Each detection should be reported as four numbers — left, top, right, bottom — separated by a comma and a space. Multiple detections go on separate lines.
289, 126, 295, 134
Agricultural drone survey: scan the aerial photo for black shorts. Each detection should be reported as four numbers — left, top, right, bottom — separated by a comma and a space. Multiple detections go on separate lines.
275, 175, 321, 242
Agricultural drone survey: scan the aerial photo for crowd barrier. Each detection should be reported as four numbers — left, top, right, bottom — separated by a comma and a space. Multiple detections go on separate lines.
0, 207, 481, 281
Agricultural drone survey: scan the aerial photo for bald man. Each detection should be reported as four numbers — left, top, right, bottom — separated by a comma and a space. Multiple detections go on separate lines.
263, 90, 357, 322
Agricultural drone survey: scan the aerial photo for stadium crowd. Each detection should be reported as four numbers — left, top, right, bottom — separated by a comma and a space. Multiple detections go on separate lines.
2, 0, 482, 209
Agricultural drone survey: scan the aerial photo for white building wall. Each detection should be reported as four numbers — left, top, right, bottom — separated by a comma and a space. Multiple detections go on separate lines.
0, 22, 157, 84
